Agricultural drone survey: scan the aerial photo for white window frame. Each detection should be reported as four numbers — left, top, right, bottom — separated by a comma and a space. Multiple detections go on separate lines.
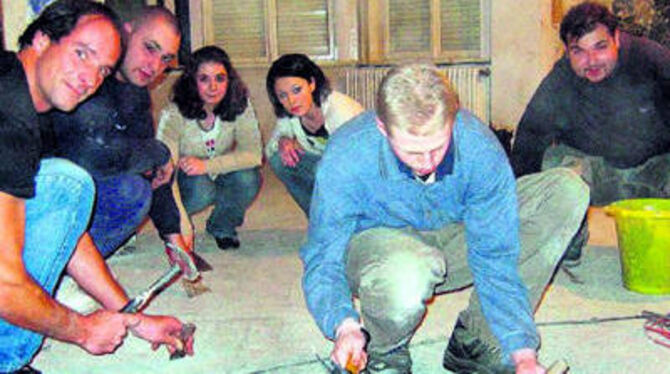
360, 0, 491, 64
192, 0, 348, 66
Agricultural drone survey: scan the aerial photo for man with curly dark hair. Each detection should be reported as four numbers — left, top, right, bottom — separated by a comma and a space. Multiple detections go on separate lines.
511, 1, 670, 265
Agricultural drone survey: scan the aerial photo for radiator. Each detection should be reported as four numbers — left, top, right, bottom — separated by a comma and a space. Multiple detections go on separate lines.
327, 65, 491, 125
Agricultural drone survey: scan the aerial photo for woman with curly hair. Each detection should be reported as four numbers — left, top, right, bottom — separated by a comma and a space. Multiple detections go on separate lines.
265, 54, 363, 216
157, 46, 262, 250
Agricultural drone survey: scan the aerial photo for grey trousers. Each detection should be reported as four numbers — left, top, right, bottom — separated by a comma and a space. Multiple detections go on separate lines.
345, 168, 589, 355
542, 144, 670, 206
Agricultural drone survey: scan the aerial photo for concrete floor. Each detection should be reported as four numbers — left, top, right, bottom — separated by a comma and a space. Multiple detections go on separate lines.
34, 170, 670, 373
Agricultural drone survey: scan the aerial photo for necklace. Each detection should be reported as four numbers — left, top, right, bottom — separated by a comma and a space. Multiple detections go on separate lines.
199, 111, 216, 132
199, 118, 215, 132
300, 108, 325, 133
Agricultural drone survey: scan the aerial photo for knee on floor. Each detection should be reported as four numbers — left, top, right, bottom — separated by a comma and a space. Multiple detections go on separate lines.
543, 167, 590, 211
359, 253, 440, 313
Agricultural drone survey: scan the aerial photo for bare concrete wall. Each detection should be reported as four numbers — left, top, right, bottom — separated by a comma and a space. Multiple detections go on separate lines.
2, 0, 28, 50
490, 0, 613, 128
491, 1, 561, 128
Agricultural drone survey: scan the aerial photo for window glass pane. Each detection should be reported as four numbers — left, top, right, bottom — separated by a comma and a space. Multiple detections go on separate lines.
389, 0, 431, 53
440, 0, 481, 53
276, 0, 330, 57
212, 0, 267, 59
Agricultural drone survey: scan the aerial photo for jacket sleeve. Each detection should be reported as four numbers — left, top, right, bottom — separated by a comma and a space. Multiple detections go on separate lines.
51, 96, 169, 178
156, 105, 193, 239
509, 70, 561, 177
264, 117, 296, 158
299, 139, 362, 339
464, 136, 539, 361
322, 91, 364, 135
205, 102, 263, 175
635, 36, 670, 107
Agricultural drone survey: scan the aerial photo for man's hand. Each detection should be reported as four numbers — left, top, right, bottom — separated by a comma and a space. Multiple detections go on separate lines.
151, 160, 175, 189
178, 156, 207, 176
77, 310, 139, 355
130, 314, 194, 356
278, 137, 304, 167
512, 348, 545, 374
331, 318, 368, 372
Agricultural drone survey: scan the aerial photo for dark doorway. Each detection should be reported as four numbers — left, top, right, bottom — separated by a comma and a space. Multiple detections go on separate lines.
174, 0, 190, 65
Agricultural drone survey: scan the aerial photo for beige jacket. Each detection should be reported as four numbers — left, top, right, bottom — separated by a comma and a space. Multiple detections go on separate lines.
264, 91, 363, 157
157, 101, 262, 235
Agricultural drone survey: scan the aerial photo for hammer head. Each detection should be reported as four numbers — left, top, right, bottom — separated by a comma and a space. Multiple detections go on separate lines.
165, 242, 200, 282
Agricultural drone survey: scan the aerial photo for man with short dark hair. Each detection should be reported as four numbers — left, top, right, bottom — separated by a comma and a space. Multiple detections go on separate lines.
301, 63, 589, 373
48, 6, 192, 262
511, 2, 670, 263
0, 1, 192, 372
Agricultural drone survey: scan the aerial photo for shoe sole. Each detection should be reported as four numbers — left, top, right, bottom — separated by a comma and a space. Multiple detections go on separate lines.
561, 258, 582, 268
443, 353, 512, 374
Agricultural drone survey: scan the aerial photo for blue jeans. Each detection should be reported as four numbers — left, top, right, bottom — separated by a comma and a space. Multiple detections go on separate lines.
178, 168, 261, 239
268, 151, 320, 216
88, 174, 152, 257
0, 158, 94, 372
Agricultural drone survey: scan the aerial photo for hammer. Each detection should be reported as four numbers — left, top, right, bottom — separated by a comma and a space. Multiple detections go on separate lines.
121, 243, 199, 313
119, 243, 199, 360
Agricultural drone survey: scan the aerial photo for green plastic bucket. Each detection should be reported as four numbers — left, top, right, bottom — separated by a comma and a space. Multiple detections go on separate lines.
604, 198, 670, 295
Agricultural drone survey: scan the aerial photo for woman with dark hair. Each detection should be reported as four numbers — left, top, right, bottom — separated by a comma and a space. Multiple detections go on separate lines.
265, 53, 363, 216
157, 46, 262, 250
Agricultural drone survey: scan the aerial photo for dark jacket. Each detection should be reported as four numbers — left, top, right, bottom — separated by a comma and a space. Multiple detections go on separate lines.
48, 77, 170, 178
511, 32, 670, 176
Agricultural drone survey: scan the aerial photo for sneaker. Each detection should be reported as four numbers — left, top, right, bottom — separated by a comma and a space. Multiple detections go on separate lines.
443, 320, 513, 374
10, 366, 41, 374
562, 218, 589, 268
362, 345, 412, 374
215, 236, 240, 250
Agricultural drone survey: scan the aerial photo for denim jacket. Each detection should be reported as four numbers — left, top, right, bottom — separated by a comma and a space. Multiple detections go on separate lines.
300, 110, 539, 359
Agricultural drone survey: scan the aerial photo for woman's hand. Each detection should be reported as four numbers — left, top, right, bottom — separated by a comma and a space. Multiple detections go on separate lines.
278, 137, 304, 167
178, 156, 207, 176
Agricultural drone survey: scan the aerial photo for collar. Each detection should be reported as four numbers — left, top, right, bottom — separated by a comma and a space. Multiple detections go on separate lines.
379, 125, 455, 182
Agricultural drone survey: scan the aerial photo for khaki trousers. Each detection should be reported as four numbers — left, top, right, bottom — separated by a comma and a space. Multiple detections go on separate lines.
345, 168, 589, 355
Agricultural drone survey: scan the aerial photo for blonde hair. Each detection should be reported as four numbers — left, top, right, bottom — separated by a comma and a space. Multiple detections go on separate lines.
376, 64, 459, 135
